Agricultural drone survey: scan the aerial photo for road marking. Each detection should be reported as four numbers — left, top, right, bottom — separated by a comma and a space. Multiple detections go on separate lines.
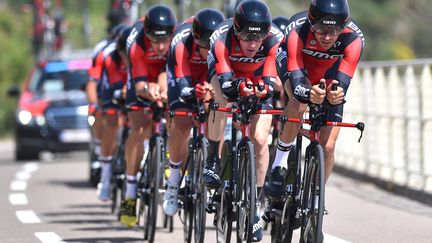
16, 210, 41, 224
9, 193, 28, 205
10, 180, 27, 191
293, 229, 352, 243
324, 233, 352, 243
24, 162, 39, 172
15, 171, 31, 180
35, 232, 66, 243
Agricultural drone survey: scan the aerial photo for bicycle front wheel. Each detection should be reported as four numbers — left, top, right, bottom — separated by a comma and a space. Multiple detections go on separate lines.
216, 140, 233, 243
300, 142, 325, 243
193, 137, 208, 243
236, 141, 256, 242
145, 136, 164, 243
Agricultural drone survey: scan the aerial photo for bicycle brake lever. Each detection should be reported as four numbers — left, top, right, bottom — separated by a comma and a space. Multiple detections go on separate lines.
356, 122, 365, 143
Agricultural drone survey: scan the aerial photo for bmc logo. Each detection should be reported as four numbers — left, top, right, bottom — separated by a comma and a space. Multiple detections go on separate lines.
210, 24, 230, 45
287, 16, 307, 33
302, 49, 344, 59
229, 56, 266, 63
172, 28, 191, 47
127, 28, 139, 50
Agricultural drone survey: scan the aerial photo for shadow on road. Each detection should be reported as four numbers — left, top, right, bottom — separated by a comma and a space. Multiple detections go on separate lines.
48, 179, 94, 189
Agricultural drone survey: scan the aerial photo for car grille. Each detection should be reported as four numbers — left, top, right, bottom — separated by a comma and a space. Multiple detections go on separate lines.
45, 107, 89, 129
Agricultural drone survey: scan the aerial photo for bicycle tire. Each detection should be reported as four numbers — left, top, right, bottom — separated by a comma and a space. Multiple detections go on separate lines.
193, 137, 208, 243
300, 142, 325, 243
145, 136, 163, 243
270, 145, 301, 243
236, 141, 256, 242
111, 145, 125, 216
183, 140, 194, 243
216, 140, 233, 243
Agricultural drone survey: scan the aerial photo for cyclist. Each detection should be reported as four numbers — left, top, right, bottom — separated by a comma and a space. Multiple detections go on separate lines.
119, 4, 176, 227
206, 0, 283, 241
95, 26, 131, 201
87, 23, 128, 187
265, 0, 365, 203
162, 9, 225, 216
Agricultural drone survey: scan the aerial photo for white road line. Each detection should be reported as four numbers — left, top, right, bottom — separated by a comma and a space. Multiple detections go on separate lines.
293, 229, 352, 243
24, 162, 39, 172
324, 233, 352, 243
35, 232, 66, 243
10, 180, 27, 191
15, 210, 41, 224
15, 171, 31, 180
9, 193, 28, 205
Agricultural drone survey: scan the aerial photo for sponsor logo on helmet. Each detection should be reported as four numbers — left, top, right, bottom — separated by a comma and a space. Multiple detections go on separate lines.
229, 56, 266, 63
248, 27, 261, 32
322, 20, 337, 25
154, 30, 167, 35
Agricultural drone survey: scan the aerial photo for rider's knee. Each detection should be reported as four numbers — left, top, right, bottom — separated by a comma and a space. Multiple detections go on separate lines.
252, 134, 269, 152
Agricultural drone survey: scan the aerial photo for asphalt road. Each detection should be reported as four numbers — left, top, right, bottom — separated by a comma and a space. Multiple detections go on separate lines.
1, 140, 431, 243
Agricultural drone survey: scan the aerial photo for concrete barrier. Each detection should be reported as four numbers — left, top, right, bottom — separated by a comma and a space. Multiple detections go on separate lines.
337, 59, 432, 200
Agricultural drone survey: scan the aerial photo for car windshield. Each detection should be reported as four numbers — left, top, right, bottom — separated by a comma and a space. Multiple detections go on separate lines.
33, 69, 88, 93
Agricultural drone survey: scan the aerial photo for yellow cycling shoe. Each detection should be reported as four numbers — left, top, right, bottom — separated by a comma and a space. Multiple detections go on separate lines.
120, 198, 137, 227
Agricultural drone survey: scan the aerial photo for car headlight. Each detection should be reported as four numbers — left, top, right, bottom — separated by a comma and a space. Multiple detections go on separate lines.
17, 110, 32, 125
17, 110, 46, 126
87, 115, 95, 126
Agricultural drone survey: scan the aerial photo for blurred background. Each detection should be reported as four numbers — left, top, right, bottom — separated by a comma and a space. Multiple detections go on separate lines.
1, 0, 432, 137
0, 2, 431, 242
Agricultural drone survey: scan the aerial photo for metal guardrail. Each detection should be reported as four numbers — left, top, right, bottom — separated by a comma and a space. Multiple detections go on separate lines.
337, 59, 432, 197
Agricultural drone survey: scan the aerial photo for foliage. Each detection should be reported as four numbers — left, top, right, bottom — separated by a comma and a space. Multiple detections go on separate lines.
0, 5, 32, 137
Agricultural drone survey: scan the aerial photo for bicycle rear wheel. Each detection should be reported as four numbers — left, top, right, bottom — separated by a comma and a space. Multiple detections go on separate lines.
236, 141, 256, 242
216, 140, 233, 243
144, 136, 163, 243
193, 137, 208, 243
300, 142, 325, 243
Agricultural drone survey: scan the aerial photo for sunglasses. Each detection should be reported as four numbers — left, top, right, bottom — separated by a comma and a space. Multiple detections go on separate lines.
147, 33, 173, 43
311, 23, 344, 36
236, 31, 268, 42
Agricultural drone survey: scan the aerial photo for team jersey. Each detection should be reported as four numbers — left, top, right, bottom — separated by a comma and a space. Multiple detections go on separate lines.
167, 17, 209, 110
127, 17, 167, 84
167, 17, 208, 88
279, 10, 365, 102
88, 38, 111, 81
101, 43, 128, 90
208, 19, 284, 96
100, 43, 128, 110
